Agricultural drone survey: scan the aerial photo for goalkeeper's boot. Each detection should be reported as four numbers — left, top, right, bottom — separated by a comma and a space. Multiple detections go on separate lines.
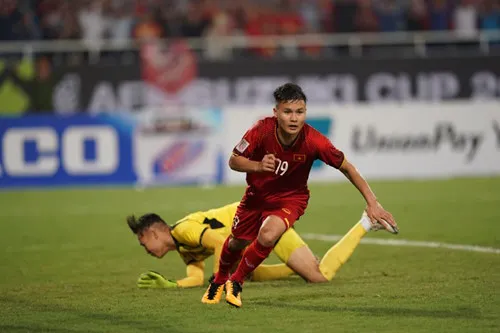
201, 281, 224, 304
363, 212, 399, 234
225, 280, 243, 308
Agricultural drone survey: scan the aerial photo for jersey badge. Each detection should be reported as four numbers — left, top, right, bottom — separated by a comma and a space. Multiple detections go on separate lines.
293, 154, 306, 162
235, 139, 250, 153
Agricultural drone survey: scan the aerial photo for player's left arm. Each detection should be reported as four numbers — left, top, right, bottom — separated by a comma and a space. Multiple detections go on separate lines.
315, 133, 396, 227
339, 159, 396, 227
338, 159, 376, 207
200, 228, 227, 274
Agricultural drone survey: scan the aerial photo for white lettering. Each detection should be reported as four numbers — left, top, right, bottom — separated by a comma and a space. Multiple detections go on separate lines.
1, 126, 119, 177
428, 72, 459, 101
182, 80, 213, 107
234, 77, 289, 105
471, 72, 499, 99
396, 73, 412, 101
88, 82, 118, 113
63, 126, 118, 175
210, 78, 231, 106
3, 128, 58, 176
297, 75, 357, 103
351, 123, 483, 162
53, 73, 80, 114
366, 73, 397, 102
118, 81, 144, 111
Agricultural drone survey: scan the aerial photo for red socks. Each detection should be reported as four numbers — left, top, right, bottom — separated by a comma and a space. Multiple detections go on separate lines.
230, 240, 273, 284
213, 237, 244, 284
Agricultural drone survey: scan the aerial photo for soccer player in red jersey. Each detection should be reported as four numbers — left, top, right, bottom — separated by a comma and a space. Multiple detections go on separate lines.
202, 83, 399, 307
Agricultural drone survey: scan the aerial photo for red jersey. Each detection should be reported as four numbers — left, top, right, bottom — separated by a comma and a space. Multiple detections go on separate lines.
232, 117, 345, 207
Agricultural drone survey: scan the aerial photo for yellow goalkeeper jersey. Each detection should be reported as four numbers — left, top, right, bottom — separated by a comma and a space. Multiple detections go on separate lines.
170, 202, 237, 265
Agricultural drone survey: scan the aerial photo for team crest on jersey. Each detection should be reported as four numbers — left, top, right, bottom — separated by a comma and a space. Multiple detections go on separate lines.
293, 154, 306, 162
235, 139, 250, 153
232, 215, 240, 229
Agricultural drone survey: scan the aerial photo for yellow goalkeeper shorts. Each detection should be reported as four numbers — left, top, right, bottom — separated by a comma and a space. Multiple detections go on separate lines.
273, 228, 307, 263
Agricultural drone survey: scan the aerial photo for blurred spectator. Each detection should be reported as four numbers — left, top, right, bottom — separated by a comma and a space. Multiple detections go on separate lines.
204, 10, 236, 60
355, 0, 379, 32
244, 3, 279, 57
59, 2, 80, 39
479, 0, 500, 31
31, 56, 56, 113
180, 0, 211, 37
4, 0, 500, 42
277, 0, 304, 35
0, 0, 24, 41
157, 2, 184, 37
78, 0, 107, 47
38, 0, 61, 39
298, 0, 322, 32
0, 0, 499, 60
225, 0, 247, 33
406, 0, 429, 31
318, 0, 335, 33
374, 0, 406, 32
298, 0, 329, 57
108, 0, 134, 46
333, 0, 358, 33
454, 0, 478, 37
428, 0, 453, 30
133, 8, 163, 40
17, 0, 42, 40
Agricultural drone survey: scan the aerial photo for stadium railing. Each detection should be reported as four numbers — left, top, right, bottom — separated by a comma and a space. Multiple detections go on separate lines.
0, 30, 499, 62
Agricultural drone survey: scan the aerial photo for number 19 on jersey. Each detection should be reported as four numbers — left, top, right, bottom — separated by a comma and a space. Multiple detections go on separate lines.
275, 159, 288, 176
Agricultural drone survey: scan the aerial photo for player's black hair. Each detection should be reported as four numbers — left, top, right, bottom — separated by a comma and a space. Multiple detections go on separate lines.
127, 213, 166, 235
273, 83, 307, 105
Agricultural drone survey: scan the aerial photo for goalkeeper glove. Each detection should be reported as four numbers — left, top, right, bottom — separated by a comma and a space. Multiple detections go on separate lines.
137, 271, 178, 289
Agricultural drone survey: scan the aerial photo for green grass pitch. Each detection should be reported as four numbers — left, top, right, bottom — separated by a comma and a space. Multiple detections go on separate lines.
0, 177, 499, 333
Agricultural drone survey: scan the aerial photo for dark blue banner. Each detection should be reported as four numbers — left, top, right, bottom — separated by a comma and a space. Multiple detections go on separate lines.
0, 114, 136, 188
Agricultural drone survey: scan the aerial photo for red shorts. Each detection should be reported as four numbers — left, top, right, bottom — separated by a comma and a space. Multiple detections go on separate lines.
231, 201, 307, 241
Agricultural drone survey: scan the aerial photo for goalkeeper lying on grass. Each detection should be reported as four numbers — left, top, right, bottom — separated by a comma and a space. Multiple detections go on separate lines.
127, 202, 395, 288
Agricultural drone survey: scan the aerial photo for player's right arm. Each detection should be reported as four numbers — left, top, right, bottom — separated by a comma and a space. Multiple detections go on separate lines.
176, 261, 205, 287
137, 261, 206, 288
229, 119, 276, 173
229, 154, 276, 173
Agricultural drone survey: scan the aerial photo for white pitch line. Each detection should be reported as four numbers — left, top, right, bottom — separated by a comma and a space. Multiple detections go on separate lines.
302, 233, 500, 254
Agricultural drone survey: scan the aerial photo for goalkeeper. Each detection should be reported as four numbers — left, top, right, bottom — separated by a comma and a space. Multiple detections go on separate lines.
127, 202, 390, 288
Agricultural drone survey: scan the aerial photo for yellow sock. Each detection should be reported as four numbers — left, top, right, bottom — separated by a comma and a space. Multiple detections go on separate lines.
251, 264, 295, 282
319, 222, 367, 281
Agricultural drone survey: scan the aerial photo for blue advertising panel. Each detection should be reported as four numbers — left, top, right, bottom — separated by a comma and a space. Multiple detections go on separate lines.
0, 110, 224, 188
0, 114, 136, 188
307, 117, 333, 170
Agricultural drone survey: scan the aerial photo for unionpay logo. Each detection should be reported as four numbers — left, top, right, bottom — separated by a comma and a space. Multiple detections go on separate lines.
307, 117, 333, 170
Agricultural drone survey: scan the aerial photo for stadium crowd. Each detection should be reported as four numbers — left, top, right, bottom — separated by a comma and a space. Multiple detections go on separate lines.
0, 0, 499, 43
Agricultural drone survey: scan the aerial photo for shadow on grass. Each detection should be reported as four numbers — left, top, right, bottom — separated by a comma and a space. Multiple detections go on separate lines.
253, 300, 482, 320
0, 296, 180, 333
